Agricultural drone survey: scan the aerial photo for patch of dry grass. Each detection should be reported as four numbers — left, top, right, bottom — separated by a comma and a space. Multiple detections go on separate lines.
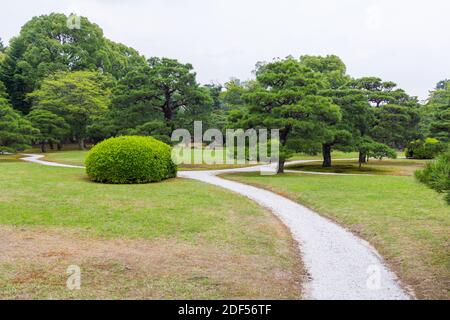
0, 226, 302, 299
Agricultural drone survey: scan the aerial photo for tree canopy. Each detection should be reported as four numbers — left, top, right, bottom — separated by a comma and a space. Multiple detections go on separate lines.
28, 70, 113, 149
0, 81, 37, 151
0, 13, 145, 113
233, 57, 341, 172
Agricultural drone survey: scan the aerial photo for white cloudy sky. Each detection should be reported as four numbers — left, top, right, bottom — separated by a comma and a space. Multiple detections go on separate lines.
1, 0, 449, 100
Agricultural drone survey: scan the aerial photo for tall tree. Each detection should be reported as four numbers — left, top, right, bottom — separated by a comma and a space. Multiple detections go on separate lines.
25, 109, 69, 152
111, 57, 211, 136
0, 81, 37, 151
300, 55, 354, 167
350, 77, 421, 150
235, 57, 341, 173
0, 13, 145, 113
421, 80, 450, 141
28, 71, 113, 149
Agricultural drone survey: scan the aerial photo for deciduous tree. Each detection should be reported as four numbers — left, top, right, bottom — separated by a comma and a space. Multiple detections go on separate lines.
28, 71, 113, 149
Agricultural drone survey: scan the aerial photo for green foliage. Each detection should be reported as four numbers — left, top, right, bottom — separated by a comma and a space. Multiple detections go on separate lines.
0, 81, 37, 151
86, 136, 177, 184
372, 104, 421, 149
415, 150, 450, 204
349, 77, 413, 107
125, 120, 172, 145
28, 70, 113, 145
405, 138, 447, 159
421, 80, 450, 142
25, 109, 69, 151
358, 138, 397, 161
111, 57, 212, 134
0, 13, 145, 113
231, 57, 341, 172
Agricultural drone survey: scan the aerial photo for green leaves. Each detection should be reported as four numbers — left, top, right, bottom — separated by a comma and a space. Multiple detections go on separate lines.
0, 13, 145, 113
415, 149, 450, 204
0, 81, 37, 151
28, 70, 113, 142
85, 136, 177, 184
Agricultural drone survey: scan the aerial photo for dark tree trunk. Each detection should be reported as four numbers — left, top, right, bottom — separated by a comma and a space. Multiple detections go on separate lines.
322, 144, 332, 168
57, 142, 62, 151
358, 151, 367, 169
48, 140, 54, 150
79, 138, 86, 150
277, 159, 285, 173
277, 128, 290, 174
359, 151, 367, 163
40, 142, 46, 153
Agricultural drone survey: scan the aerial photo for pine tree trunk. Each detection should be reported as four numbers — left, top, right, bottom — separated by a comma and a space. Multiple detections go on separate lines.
79, 138, 86, 150
322, 144, 332, 168
359, 151, 367, 163
277, 159, 285, 173
40, 142, 46, 153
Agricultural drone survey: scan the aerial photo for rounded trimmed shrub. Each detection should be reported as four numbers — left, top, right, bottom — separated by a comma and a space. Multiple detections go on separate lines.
86, 136, 177, 184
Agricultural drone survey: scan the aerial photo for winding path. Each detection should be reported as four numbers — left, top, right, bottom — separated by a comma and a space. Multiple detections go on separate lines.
19, 154, 412, 300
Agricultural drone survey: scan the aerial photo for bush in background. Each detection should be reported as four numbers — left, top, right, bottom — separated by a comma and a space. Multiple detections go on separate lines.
415, 149, 450, 204
86, 136, 177, 184
405, 138, 446, 159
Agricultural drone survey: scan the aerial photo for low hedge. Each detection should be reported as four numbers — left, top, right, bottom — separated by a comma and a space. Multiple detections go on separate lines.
86, 136, 177, 184
405, 138, 446, 159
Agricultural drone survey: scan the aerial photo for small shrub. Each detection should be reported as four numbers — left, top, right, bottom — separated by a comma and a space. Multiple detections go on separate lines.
415, 149, 450, 204
405, 138, 446, 159
86, 136, 177, 184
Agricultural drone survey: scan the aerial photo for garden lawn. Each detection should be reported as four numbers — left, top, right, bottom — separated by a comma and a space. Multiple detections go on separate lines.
287, 159, 427, 176
222, 171, 450, 299
0, 160, 302, 299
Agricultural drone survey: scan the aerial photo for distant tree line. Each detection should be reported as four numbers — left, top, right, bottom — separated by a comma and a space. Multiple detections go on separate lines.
0, 13, 448, 170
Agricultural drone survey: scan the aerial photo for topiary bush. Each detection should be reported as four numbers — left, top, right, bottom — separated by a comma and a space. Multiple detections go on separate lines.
86, 136, 177, 184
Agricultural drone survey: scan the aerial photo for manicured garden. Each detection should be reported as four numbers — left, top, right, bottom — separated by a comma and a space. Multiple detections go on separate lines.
222, 164, 450, 299
0, 157, 302, 299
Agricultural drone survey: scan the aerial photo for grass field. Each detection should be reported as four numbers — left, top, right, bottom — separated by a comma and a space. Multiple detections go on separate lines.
289, 151, 360, 161
287, 159, 427, 176
0, 158, 302, 299
222, 166, 450, 299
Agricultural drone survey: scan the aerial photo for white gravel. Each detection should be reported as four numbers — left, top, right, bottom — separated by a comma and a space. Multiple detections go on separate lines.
20, 154, 413, 299
20, 154, 85, 168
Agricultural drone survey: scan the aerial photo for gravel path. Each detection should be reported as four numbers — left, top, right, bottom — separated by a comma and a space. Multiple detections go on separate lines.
19, 154, 412, 300
20, 153, 85, 168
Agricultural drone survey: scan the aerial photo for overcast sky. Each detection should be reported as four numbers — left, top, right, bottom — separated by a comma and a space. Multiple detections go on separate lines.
1, 0, 449, 100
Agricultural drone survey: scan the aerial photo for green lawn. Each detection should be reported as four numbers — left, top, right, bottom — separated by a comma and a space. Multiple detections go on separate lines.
0, 159, 301, 299
222, 170, 450, 299
289, 150, 360, 161
287, 159, 427, 176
